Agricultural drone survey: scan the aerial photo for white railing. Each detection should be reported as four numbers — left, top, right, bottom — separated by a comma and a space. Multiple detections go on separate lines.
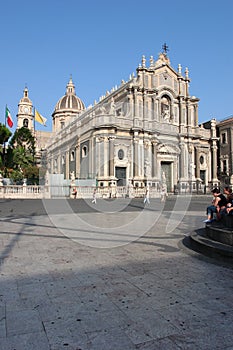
76, 186, 161, 199
0, 185, 163, 199
0, 185, 50, 199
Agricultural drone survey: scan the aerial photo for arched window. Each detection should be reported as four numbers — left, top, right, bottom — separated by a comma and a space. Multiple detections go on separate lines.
23, 118, 29, 128
70, 150, 75, 161
161, 95, 171, 121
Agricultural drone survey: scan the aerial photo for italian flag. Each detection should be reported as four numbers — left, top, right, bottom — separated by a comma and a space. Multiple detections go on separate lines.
6, 106, 13, 128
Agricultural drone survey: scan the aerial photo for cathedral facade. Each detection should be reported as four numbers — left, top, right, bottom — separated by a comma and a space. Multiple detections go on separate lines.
17, 49, 219, 193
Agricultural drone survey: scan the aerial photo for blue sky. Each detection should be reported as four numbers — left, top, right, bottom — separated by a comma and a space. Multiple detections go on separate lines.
0, 0, 232, 132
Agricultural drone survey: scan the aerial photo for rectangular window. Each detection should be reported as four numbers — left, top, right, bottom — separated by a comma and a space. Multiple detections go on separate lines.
223, 160, 228, 173
221, 132, 227, 144
70, 151, 75, 161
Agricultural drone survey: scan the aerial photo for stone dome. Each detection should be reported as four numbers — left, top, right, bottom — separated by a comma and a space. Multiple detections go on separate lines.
54, 77, 85, 113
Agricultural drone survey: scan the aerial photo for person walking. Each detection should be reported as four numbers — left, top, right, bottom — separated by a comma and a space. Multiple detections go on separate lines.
143, 187, 150, 205
92, 188, 97, 204
72, 187, 77, 199
160, 185, 167, 202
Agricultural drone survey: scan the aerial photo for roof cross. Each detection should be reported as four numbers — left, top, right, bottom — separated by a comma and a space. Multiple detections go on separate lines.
162, 43, 169, 54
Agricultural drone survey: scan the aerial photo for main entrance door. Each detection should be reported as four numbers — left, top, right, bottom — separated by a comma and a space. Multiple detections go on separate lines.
115, 167, 126, 186
161, 162, 172, 192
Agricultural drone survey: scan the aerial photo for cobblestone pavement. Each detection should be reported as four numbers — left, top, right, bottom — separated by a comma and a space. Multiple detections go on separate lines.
0, 197, 233, 350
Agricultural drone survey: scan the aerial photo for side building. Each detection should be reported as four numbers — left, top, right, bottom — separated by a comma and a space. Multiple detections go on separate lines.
217, 116, 233, 186
46, 50, 218, 193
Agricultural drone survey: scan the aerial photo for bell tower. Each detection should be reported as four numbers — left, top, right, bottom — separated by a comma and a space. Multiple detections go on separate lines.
17, 86, 34, 131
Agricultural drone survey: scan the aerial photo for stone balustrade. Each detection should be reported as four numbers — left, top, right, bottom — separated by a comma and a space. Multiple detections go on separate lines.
0, 185, 50, 199
0, 185, 162, 199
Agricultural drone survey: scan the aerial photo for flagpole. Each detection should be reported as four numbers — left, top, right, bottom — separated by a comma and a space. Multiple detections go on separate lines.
33, 107, 36, 132
3, 105, 6, 176
4, 104, 7, 126
33, 107, 36, 165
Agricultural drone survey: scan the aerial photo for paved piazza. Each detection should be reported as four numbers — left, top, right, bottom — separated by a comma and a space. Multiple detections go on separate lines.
0, 196, 233, 350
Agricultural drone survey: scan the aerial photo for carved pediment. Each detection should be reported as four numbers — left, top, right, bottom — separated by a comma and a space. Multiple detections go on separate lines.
158, 143, 180, 154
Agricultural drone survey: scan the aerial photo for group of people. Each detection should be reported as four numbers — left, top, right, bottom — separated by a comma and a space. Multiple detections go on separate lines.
72, 186, 167, 205
143, 186, 167, 205
203, 186, 233, 223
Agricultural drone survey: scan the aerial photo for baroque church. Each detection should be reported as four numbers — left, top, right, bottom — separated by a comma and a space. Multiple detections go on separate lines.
16, 48, 219, 193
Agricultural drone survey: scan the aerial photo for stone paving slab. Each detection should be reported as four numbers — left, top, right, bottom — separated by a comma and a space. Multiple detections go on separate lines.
0, 198, 233, 349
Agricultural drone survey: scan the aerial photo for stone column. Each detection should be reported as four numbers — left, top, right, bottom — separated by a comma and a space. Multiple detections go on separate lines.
151, 140, 158, 178
211, 141, 218, 181
187, 102, 191, 128
133, 90, 140, 128
66, 151, 69, 179
178, 96, 185, 133
133, 133, 139, 177
195, 147, 200, 179
95, 137, 104, 178
92, 137, 96, 180
50, 156, 54, 174
56, 153, 60, 174
144, 139, 151, 181
194, 104, 198, 127
187, 143, 195, 180
179, 140, 185, 179
109, 137, 115, 177
155, 99, 159, 121
127, 94, 134, 119
104, 137, 108, 178
75, 144, 80, 178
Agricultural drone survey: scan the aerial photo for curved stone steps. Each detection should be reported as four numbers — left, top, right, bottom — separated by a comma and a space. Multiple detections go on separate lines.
187, 228, 233, 260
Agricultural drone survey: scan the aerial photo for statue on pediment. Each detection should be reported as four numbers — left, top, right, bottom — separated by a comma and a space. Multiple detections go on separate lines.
108, 98, 116, 115
70, 171, 75, 182
161, 96, 171, 122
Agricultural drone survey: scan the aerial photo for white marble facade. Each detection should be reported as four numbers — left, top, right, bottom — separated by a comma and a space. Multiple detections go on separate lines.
45, 51, 217, 192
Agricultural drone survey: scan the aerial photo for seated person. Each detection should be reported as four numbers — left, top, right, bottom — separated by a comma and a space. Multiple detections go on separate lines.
223, 186, 233, 205
220, 186, 233, 216
226, 206, 233, 215
203, 187, 228, 223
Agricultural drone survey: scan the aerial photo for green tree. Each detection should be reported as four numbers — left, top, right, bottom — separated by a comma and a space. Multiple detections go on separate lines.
0, 123, 12, 170
9, 127, 35, 154
8, 127, 37, 183
23, 165, 39, 184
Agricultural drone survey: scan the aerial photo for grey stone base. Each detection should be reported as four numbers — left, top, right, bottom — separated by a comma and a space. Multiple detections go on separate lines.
188, 228, 233, 260
206, 224, 233, 246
